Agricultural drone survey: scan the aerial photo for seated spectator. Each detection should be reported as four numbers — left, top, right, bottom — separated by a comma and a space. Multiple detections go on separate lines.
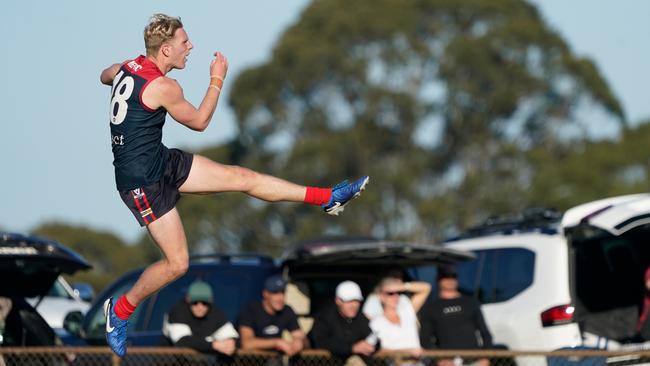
637, 265, 650, 340
238, 274, 305, 356
309, 281, 376, 364
362, 270, 429, 321
419, 265, 492, 366
369, 277, 430, 357
163, 280, 238, 357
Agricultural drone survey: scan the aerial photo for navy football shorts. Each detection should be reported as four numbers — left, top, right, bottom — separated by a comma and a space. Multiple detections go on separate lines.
118, 148, 194, 226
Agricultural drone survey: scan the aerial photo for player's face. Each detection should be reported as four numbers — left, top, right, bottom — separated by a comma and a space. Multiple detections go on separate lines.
168, 28, 193, 70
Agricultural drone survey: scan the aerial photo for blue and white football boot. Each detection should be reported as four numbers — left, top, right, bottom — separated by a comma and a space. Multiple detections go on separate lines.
322, 176, 370, 216
104, 297, 129, 357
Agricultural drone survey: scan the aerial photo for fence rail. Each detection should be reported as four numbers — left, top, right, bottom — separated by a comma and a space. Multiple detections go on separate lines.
0, 348, 649, 366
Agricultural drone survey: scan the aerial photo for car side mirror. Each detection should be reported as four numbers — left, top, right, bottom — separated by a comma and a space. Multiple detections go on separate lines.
63, 311, 84, 337
72, 283, 95, 302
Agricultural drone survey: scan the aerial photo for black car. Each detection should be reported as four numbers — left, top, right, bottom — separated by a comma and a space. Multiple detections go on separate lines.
64, 254, 280, 347
0, 232, 91, 347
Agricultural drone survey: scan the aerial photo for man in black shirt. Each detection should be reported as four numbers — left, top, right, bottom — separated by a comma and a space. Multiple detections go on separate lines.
163, 280, 238, 356
419, 266, 492, 366
309, 281, 376, 363
238, 275, 305, 355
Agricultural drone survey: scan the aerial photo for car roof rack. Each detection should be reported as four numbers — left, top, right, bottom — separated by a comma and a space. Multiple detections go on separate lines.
447, 208, 562, 241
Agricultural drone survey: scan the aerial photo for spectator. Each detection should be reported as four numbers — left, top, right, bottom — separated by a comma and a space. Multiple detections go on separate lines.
637, 265, 650, 340
238, 274, 305, 356
309, 281, 376, 364
419, 265, 492, 366
369, 277, 430, 357
163, 280, 238, 357
361, 269, 413, 320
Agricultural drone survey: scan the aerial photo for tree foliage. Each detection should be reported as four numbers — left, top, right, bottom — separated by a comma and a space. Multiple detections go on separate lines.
180, 0, 626, 250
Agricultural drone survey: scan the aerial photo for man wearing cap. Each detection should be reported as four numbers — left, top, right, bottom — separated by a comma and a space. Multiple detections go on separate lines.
309, 281, 376, 364
163, 280, 238, 356
238, 274, 305, 355
419, 265, 492, 366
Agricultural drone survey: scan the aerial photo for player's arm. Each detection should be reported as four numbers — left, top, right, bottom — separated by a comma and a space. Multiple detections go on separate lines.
156, 78, 221, 132
100, 63, 122, 86
157, 52, 228, 132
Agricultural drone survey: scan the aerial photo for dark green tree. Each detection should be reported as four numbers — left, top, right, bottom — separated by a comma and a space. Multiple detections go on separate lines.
527, 120, 650, 210
177, 0, 625, 252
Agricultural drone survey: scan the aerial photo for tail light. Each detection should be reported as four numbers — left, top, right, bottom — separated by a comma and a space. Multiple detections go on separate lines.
541, 304, 575, 327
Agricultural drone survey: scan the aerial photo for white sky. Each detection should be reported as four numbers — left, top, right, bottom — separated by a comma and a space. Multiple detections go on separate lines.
1, 0, 648, 243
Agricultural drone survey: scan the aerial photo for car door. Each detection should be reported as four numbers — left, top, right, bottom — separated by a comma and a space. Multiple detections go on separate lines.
562, 194, 650, 344
562, 193, 650, 236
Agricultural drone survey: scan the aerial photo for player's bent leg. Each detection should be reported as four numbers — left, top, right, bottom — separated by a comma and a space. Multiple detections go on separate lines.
125, 207, 189, 306
179, 154, 306, 202
105, 208, 188, 357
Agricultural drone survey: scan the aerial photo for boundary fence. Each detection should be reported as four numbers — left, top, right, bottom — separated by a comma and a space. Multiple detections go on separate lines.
0, 348, 649, 366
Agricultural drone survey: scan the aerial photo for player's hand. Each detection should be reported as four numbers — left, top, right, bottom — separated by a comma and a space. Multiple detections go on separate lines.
210, 52, 228, 81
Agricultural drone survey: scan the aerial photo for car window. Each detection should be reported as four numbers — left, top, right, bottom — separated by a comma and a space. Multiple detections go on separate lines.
146, 266, 274, 331
84, 274, 147, 340
47, 278, 73, 299
456, 248, 535, 304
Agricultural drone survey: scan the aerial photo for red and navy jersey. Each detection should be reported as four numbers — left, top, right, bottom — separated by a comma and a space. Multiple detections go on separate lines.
109, 55, 168, 190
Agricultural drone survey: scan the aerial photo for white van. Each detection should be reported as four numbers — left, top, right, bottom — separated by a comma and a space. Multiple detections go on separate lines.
443, 194, 650, 351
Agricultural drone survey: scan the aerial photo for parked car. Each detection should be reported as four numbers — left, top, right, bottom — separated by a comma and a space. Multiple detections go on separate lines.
0, 232, 91, 349
64, 254, 280, 346
27, 276, 91, 335
443, 194, 650, 351
280, 237, 474, 333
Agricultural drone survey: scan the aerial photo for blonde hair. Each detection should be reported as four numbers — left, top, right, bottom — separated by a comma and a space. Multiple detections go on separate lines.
143, 14, 184, 56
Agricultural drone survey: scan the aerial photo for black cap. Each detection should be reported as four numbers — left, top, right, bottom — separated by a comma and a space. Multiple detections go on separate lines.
437, 265, 458, 279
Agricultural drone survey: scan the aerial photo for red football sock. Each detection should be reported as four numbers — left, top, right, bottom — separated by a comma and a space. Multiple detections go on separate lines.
304, 187, 332, 205
114, 295, 136, 321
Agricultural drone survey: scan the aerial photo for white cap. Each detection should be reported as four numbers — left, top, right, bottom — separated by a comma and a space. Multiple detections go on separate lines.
336, 281, 363, 302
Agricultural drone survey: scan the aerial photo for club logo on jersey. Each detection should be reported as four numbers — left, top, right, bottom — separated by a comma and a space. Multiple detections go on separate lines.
131, 189, 144, 199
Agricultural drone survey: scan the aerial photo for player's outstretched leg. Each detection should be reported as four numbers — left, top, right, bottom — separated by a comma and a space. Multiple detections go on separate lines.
322, 176, 369, 216
104, 297, 129, 357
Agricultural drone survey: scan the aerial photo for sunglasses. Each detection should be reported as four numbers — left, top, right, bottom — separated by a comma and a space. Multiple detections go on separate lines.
190, 300, 210, 306
382, 291, 402, 296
